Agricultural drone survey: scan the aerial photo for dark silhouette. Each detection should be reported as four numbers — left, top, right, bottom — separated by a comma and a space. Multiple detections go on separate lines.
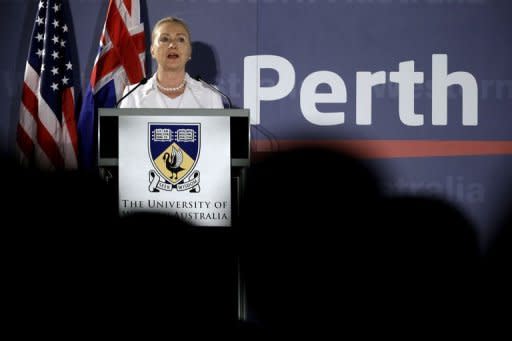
238, 147, 384, 336
5, 147, 511, 337
373, 195, 481, 331
481, 188, 512, 334
1, 156, 237, 336
238, 147, 482, 336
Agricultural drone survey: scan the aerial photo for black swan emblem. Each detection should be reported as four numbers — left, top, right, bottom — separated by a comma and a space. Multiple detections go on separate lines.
163, 147, 184, 179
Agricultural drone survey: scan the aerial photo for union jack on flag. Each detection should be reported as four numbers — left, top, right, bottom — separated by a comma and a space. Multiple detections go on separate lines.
78, 0, 146, 169
17, 0, 79, 170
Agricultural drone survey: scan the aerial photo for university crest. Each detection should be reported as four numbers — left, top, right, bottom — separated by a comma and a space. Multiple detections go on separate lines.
148, 123, 201, 192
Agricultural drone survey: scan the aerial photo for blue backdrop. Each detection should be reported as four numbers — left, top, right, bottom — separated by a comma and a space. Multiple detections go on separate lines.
1, 0, 511, 247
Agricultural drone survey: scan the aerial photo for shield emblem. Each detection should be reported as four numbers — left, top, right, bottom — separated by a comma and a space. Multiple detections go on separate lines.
148, 123, 201, 185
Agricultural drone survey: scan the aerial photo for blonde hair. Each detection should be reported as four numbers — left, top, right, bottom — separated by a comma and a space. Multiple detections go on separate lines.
151, 16, 191, 44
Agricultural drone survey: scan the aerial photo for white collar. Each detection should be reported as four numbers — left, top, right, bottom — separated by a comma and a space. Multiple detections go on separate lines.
142, 72, 197, 96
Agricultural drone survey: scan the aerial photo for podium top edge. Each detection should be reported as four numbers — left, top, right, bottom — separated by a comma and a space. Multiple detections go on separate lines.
99, 108, 250, 117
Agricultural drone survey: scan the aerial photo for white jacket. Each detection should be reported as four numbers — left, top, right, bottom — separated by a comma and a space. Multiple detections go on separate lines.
119, 73, 223, 109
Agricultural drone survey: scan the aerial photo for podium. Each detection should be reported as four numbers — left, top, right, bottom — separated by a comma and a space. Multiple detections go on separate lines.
98, 108, 250, 227
98, 108, 250, 321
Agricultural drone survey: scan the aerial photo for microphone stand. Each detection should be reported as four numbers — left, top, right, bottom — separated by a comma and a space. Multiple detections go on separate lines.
116, 77, 148, 107
194, 76, 233, 108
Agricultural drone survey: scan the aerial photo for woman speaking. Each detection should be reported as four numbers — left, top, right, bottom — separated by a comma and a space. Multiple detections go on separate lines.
119, 16, 223, 109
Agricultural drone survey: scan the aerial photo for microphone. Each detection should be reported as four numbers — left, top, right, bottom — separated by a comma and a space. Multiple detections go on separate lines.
116, 77, 148, 107
194, 75, 233, 108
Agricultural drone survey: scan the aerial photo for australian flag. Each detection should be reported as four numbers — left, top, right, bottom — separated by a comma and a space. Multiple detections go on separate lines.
78, 0, 146, 169
17, 0, 80, 169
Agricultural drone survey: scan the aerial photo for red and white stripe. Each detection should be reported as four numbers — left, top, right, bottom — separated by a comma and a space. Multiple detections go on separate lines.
17, 62, 78, 170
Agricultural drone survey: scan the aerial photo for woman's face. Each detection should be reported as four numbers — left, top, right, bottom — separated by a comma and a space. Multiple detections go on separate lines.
151, 22, 191, 73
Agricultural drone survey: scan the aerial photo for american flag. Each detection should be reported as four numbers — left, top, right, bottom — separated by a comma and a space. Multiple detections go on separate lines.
17, 0, 79, 170
78, 0, 146, 169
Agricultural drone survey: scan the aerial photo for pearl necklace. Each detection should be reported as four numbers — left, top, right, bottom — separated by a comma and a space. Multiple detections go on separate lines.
156, 78, 186, 92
